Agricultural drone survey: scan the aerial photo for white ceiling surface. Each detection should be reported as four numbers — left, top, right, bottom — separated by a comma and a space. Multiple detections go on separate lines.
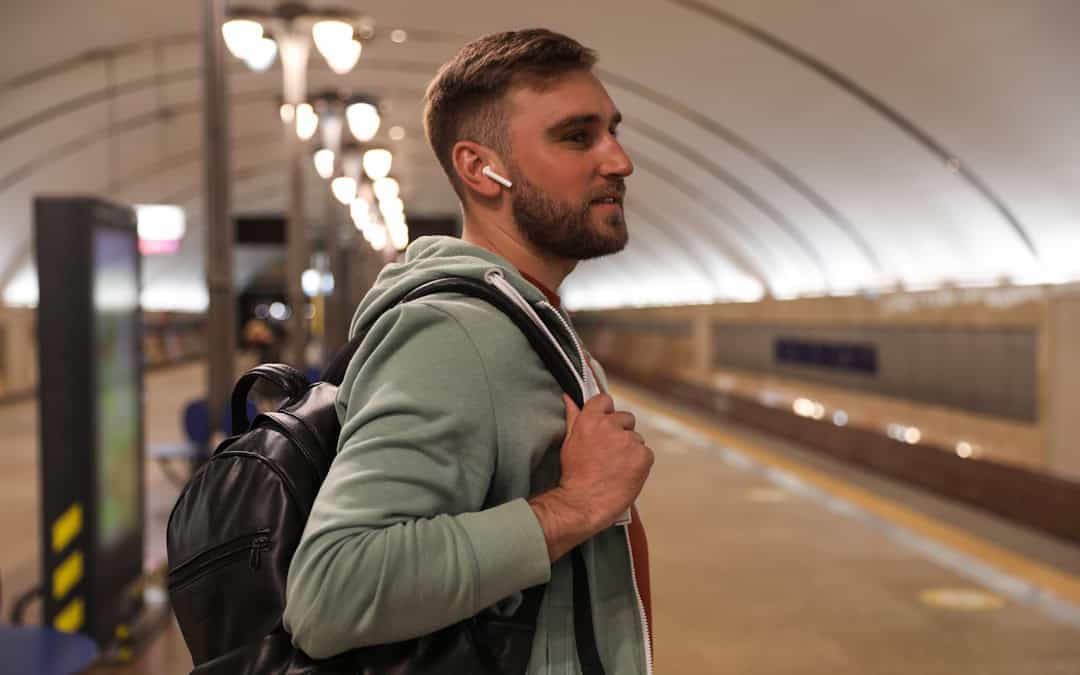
1, 0, 1077, 310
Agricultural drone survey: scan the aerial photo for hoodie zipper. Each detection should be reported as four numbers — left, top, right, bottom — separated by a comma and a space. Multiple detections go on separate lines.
624, 524, 655, 675
483, 269, 588, 396
484, 267, 653, 675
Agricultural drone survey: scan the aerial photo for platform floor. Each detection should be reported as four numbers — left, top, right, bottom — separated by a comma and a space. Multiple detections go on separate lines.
3, 359, 1080, 674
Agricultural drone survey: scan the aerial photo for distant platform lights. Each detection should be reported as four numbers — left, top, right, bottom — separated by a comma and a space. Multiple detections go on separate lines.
135, 204, 186, 255
293, 88, 409, 254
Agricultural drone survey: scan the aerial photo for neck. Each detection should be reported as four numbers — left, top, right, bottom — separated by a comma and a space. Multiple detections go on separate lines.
461, 210, 576, 291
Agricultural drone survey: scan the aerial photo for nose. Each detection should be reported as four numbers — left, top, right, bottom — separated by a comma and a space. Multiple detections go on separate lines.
600, 136, 634, 179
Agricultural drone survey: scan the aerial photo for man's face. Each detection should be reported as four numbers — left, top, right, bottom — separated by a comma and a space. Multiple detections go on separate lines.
503, 69, 634, 261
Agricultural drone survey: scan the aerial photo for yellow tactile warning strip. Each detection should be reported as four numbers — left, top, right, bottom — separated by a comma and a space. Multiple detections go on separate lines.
919, 588, 1006, 611
612, 384, 1080, 608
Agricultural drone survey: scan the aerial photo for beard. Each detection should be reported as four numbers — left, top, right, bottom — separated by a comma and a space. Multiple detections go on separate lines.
508, 165, 628, 261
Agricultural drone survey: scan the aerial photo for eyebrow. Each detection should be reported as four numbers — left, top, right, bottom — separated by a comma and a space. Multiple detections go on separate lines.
546, 111, 623, 136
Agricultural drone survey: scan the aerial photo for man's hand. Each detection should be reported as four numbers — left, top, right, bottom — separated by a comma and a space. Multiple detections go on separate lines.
529, 394, 654, 561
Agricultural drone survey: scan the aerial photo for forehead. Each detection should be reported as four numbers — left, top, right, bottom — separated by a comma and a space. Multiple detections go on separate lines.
505, 69, 619, 130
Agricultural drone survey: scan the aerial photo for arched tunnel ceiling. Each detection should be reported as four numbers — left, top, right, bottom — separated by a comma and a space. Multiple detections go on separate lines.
2, 0, 1078, 310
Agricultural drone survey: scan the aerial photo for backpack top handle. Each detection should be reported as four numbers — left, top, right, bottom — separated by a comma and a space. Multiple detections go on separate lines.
231, 364, 309, 434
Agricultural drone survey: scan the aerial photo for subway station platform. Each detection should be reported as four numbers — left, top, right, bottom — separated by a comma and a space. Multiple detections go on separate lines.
4, 358, 1080, 674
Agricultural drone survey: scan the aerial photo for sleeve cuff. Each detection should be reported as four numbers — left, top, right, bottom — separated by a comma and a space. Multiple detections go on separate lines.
457, 498, 552, 608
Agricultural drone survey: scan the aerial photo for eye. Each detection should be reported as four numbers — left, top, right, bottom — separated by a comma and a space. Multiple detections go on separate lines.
564, 130, 590, 144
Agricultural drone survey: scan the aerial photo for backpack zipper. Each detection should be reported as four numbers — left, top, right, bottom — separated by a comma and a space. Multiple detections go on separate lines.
168, 530, 272, 590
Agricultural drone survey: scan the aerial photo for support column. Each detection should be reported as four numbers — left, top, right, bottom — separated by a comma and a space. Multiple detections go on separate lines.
1047, 292, 1080, 480
285, 129, 308, 368
325, 197, 349, 354
203, 0, 233, 437
280, 32, 311, 370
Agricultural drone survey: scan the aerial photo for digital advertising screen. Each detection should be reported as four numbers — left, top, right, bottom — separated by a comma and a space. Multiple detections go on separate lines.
92, 228, 142, 550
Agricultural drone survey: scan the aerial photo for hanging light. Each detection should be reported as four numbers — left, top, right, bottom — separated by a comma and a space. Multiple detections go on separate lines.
346, 102, 380, 142
243, 36, 277, 72
368, 223, 388, 251
295, 103, 319, 140
359, 220, 378, 241
313, 149, 335, 180
331, 176, 357, 205
312, 21, 361, 74
349, 197, 371, 227
222, 19, 264, 59
389, 221, 409, 251
379, 196, 404, 220
301, 269, 321, 297
326, 39, 361, 74
363, 148, 393, 180
280, 103, 295, 124
373, 177, 399, 201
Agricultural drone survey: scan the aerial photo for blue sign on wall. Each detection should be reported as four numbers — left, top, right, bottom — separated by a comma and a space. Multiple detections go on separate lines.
775, 338, 878, 375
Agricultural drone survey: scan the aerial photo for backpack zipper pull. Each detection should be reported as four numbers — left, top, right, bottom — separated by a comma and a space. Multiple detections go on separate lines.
249, 535, 269, 569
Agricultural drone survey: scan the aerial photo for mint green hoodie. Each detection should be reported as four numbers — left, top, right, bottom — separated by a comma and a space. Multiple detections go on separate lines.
283, 236, 650, 674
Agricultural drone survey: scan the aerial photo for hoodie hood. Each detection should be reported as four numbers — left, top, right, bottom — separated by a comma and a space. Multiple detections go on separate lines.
348, 235, 558, 339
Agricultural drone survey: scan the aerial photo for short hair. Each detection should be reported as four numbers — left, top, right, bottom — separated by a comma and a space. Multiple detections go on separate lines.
423, 29, 597, 199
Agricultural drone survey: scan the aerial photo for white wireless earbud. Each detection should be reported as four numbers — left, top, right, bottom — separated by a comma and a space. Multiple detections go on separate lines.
482, 165, 513, 189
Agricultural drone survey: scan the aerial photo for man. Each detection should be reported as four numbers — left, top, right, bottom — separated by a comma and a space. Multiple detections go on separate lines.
284, 29, 654, 674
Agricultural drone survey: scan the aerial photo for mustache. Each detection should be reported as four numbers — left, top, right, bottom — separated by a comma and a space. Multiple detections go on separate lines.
587, 181, 627, 202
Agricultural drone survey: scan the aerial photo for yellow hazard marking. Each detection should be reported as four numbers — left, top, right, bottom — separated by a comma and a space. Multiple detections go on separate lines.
52, 550, 84, 600
612, 383, 1080, 606
54, 597, 85, 633
116, 624, 131, 639
52, 503, 83, 553
746, 487, 791, 503
920, 587, 1005, 611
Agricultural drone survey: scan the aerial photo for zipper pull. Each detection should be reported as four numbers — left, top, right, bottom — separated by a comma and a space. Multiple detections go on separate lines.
249, 535, 269, 569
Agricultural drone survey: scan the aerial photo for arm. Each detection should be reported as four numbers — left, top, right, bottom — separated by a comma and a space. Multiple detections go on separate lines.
283, 303, 551, 658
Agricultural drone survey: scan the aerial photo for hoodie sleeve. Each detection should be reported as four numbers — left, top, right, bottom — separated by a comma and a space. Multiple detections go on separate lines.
283, 301, 551, 658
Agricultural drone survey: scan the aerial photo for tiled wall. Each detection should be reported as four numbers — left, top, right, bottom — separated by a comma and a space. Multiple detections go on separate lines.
711, 324, 1037, 421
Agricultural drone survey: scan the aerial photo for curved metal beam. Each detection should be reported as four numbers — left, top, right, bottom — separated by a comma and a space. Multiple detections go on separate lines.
624, 121, 824, 283
667, 0, 1039, 261
623, 200, 725, 286
601, 70, 882, 279
625, 152, 774, 292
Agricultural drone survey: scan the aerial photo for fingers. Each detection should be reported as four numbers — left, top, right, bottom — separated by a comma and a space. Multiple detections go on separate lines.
611, 411, 636, 431
583, 393, 615, 414
563, 394, 581, 433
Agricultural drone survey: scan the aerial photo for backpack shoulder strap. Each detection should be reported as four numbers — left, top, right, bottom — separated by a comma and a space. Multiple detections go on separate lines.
320, 276, 584, 407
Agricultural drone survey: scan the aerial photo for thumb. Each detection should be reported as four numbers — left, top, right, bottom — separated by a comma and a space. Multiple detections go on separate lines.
563, 394, 581, 438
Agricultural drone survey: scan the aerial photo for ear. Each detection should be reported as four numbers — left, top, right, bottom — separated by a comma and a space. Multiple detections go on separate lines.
453, 140, 506, 199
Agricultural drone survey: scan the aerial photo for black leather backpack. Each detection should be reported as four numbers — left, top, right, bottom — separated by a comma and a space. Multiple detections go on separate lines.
166, 277, 606, 674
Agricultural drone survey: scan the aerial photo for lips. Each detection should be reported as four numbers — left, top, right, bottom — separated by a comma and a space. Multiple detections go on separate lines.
590, 194, 623, 206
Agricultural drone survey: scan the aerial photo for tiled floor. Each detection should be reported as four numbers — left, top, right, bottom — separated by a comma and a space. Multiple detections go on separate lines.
3, 361, 1079, 674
